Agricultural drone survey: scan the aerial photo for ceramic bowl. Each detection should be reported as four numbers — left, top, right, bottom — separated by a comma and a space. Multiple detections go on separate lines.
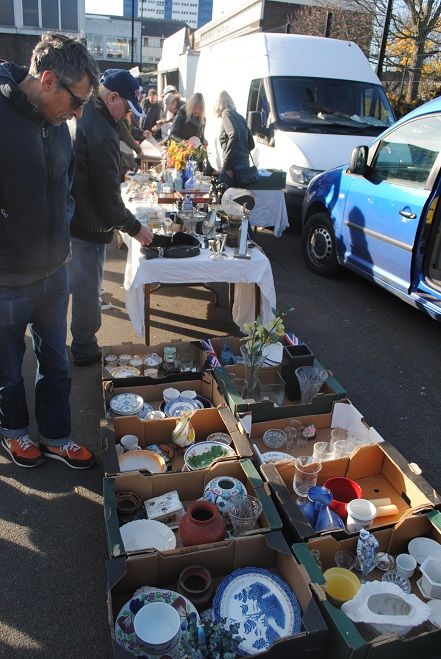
323, 567, 360, 605
262, 429, 287, 449
134, 602, 181, 655
324, 477, 363, 519
206, 432, 232, 445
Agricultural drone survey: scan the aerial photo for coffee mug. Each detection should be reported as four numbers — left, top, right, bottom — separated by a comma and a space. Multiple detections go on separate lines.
120, 434, 140, 452
134, 602, 181, 655
396, 553, 417, 578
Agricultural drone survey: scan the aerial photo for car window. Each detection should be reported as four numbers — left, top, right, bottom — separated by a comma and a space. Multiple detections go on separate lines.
248, 78, 271, 128
371, 114, 441, 187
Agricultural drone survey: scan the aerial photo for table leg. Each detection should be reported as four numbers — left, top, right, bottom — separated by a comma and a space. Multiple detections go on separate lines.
144, 284, 151, 345
229, 283, 235, 313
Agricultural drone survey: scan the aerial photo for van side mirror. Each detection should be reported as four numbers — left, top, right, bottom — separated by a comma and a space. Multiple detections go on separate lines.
348, 146, 369, 175
248, 111, 262, 135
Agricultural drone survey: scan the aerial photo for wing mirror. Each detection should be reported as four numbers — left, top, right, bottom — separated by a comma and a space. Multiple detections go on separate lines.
348, 145, 369, 175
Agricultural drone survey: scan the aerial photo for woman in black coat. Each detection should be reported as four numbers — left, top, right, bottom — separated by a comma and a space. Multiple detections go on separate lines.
214, 90, 256, 188
169, 92, 207, 145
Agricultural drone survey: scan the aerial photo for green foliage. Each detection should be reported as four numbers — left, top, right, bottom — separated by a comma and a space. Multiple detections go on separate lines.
242, 306, 293, 363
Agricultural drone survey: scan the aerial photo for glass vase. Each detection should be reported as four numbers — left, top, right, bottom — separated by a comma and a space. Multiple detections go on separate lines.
240, 345, 266, 398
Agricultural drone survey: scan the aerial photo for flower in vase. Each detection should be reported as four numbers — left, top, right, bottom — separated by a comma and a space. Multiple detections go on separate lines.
242, 307, 292, 362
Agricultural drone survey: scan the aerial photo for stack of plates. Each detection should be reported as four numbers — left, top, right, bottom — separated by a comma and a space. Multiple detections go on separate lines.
109, 393, 153, 419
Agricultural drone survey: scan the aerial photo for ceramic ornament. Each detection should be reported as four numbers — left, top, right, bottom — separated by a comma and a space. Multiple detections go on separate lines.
203, 476, 247, 515
356, 528, 379, 575
172, 410, 195, 449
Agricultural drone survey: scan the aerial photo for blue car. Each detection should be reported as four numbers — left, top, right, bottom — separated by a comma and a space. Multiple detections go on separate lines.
302, 96, 441, 320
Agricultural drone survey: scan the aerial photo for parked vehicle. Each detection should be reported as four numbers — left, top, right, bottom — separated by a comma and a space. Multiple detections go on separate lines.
193, 33, 394, 218
302, 97, 441, 320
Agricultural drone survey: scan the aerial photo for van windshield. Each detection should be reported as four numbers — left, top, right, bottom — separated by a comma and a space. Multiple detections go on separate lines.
271, 76, 395, 135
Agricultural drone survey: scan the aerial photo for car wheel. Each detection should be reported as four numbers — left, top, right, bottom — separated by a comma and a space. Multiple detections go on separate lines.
302, 212, 339, 277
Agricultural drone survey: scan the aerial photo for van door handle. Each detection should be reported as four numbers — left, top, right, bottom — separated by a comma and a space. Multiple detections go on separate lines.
399, 209, 417, 220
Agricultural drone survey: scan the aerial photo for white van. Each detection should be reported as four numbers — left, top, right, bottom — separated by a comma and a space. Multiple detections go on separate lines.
194, 33, 395, 218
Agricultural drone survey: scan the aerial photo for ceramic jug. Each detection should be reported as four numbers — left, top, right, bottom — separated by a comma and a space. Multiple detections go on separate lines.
299, 486, 344, 532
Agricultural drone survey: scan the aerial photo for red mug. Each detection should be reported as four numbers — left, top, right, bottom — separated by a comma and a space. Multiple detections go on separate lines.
324, 477, 362, 518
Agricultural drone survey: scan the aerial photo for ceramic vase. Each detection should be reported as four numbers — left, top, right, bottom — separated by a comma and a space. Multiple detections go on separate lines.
179, 500, 226, 546
203, 476, 247, 515
240, 345, 266, 398
177, 565, 213, 611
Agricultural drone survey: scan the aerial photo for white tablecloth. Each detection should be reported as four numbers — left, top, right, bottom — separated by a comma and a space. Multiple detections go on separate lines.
123, 238, 277, 338
248, 189, 289, 237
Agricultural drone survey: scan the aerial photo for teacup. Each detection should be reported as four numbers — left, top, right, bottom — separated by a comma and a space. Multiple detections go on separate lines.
120, 434, 140, 452
147, 410, 166, 420
163, 387, 180, 402
134, 602, 181, 655
118, 353, 132, 365
104, 354, 118, 366
144, 352, 162, 367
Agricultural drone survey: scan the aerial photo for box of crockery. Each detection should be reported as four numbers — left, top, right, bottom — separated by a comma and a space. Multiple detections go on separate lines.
107, 531, 328, 658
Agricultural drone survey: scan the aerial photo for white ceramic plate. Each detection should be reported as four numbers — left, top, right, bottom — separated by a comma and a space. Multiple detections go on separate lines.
184, 441, 236, 471
109, 393, 144, 416
118, 449, 166, 473
262, 451, 295, 463
408, 537, 441, 564
427, 599, 441, 628
120, 519, 176, 552
108, 365, 141, 378
164, 397, 200, 417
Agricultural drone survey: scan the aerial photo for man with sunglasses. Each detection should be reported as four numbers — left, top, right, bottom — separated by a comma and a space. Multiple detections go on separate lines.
0, 33, 100, 469
67, 69, 153, 367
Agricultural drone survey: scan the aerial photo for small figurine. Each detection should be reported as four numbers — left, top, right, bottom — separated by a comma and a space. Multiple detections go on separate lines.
356, 528, 379, 581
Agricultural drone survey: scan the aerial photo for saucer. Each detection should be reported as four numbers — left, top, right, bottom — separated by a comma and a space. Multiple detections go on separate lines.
120, 519, 176, 552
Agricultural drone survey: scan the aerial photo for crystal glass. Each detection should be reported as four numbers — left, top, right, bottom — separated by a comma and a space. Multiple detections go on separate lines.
295, 366, 328, 404
262, 429, 287, 449
333, 439, 356, 458
348, 423, 371, 446
228, 495, 263, 536
283, 419, 302, 450
312, 441, 336, 462
330, 428, 350, 444
381, 571, 411, 594
292, 456, 322, 501
335, 550, 357, 571
163, 215, 173, 235
209, 233, 227, 260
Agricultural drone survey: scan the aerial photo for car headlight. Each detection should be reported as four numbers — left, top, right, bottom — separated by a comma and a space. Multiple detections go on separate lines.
289, 166, 323, 186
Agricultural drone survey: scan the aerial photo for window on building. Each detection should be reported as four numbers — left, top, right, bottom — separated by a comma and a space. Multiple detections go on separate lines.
42, 0, 58, 28
22, 0, 39, 27
148, 37, 161, 47
60, 0, 78, 30
106, 36, 132, 60
0, 0, 15, 25
86, 34, 103, 58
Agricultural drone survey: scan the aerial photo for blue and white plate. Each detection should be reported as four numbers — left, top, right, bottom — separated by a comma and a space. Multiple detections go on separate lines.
213, 567, 301, 655
161, 395, 211, 414
164, 397, 200, 417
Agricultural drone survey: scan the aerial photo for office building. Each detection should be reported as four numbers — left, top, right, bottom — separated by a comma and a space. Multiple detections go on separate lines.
140, 0, 212, 29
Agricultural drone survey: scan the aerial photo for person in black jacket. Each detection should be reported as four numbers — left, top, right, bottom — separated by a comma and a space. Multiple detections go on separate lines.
169, 92, 207, 145
140, 87, 161, 134
68, 69, 153, 367
0, 33, 99, 469
214, 90, 255, 188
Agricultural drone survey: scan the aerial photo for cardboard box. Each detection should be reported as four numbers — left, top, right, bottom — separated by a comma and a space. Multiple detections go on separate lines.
257, 401, 441, 542
292, 511, 441, 659
103, 459, 283, 558
102, 340, 207, 386
107, 531, 329, 658
102, 371, 226, 419
102, 406, 253, 475
214, 360, 346, 422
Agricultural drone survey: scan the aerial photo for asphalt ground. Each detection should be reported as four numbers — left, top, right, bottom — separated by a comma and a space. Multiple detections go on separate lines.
1, 228, 441, 658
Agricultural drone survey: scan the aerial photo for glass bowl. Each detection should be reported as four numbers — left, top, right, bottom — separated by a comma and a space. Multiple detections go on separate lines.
381, 571, 411, 593
262, 429, 287, 449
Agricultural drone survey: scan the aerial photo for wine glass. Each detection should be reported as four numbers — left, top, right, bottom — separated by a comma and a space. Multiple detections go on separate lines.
209, 233, 227, 260
163, 215, 173, 235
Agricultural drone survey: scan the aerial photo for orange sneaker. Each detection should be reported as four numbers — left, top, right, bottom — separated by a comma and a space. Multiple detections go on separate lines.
1, 435, 46, 468
40, 440, 95, 469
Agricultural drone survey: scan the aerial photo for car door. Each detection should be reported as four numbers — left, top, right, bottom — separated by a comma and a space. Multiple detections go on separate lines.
339, 114, 441, 296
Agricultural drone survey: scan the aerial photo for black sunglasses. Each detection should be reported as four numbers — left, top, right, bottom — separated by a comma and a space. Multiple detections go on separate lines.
56, 74, 88, 110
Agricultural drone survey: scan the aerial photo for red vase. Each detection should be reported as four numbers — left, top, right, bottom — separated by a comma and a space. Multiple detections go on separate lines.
179, 501, 226, 546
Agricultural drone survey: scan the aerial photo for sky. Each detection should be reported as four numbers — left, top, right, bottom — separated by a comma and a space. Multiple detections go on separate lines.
86, 0, 123, 15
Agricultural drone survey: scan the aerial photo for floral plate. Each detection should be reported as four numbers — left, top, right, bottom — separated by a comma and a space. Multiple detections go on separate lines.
184, 441, 236, 471
109, 393, 144, 416
164, 397, 200, 417
213, 567, 301, 655
115, 587, 200, 657
160, 395, 211, 414
108, 365, 141, 378
261, 451, 295, 464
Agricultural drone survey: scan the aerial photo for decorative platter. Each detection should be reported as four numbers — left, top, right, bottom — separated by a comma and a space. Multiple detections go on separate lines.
408, 537, 441, 564
115, 587, 199, 657
108, 365, 141, 378
184, 441, 236, 471
161, 395, 211, 414
109, 393, 144, 416
164, 397, 200, 417
261, 452, 296, 464
118, 449, 166, 473
213, 567, 301, 655
120, 519, 176, 552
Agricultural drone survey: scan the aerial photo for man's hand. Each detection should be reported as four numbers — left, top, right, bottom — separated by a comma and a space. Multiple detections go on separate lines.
133, 225, 154, 247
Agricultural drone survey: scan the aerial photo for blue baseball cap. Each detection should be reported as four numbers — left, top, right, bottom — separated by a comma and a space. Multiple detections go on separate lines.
100, 69, 143, 117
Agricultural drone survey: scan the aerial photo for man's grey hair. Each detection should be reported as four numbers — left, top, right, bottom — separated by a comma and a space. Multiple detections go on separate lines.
29, 32, 100, 96
214, 90, 235, 117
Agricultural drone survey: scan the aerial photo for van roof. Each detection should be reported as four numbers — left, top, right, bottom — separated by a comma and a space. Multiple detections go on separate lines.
206, 33, 381, 84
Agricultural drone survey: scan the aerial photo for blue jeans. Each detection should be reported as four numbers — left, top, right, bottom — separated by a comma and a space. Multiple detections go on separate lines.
68, 237, 106, 362
0, 266, 71, 447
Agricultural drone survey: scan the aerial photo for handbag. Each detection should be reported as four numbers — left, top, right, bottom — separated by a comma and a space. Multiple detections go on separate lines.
141, 231, 200, 259
234, 153, 260, 187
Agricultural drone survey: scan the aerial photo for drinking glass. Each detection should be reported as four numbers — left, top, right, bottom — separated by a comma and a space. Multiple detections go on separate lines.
228, 495, 263, 536
335, 550, 357, 571
295, 366, 328, 404
209, 233, 227, 260
333, 439, 356, 458
330, 428, 350, 444
292, 456, 322, 502
283, 419, 302, 450
348, 423, 371, 447
312, 441, 336, 462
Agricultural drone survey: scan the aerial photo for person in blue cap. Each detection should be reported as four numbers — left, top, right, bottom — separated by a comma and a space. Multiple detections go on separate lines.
68, 69, 153, 367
